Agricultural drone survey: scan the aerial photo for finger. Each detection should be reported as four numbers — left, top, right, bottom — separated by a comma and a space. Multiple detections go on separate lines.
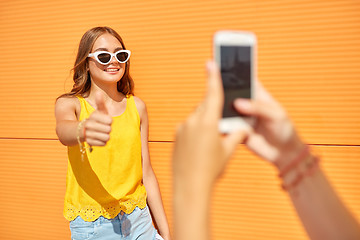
88, 112, 113, 125
222, 129, 249, 160
204, 60, 223, 119
95, 92, 109, 114
85, 121, 112, 134
86, 138, 108, 147
245, 133, 279, 162
192, 103, 206, 117
86, 132, 110, 145
233, 98, 282, 121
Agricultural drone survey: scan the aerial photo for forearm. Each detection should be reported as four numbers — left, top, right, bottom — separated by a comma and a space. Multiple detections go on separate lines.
287, 167, 360, 240
277, 146, 360, 240
174, 177, 212, 240
143, 170, 171, 238
56, 120, 84, 146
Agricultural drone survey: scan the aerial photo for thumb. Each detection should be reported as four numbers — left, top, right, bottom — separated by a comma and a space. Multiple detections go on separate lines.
222, 129, 249, 160
234, 98, 280, 122
205, 60, 223, 119
95, 92, 108, 114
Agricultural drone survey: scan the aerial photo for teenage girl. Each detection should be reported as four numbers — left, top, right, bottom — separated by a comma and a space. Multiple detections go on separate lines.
55, 26, 171, 240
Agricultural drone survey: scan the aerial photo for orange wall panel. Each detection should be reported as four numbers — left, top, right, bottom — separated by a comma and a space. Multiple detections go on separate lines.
0, 139, 359, 239
0, 139, 70, 239
0, 1, 360, 239
0, 0, 359, 144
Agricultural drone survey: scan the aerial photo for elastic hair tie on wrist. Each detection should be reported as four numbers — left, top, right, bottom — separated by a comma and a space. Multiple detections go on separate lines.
278, 144, 321, 191
281, 156, 320, 191
278, 144, 309, 179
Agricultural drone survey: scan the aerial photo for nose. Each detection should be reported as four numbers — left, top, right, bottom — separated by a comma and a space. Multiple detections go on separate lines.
109, 55, 118, 64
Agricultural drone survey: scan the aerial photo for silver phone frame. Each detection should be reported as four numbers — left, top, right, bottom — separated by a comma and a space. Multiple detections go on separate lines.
214, 30, 256, 133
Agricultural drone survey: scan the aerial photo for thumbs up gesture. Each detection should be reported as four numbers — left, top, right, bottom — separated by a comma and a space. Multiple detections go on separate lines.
83, 92, 113, 146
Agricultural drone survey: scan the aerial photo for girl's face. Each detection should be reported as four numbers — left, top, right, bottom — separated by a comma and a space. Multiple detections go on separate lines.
88, 33, 126, 85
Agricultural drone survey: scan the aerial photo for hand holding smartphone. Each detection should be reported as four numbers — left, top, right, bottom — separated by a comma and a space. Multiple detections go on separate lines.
214, 30, 257, 133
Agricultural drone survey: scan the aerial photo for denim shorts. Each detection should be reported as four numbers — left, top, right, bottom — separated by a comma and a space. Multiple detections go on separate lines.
69, 205, 163, 240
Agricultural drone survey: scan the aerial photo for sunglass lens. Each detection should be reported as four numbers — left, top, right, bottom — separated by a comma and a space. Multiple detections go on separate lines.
116, 52, 129, 62
97, 53, 111, 64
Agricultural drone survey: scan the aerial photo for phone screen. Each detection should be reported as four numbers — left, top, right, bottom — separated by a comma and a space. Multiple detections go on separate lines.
220, 45, 251, 118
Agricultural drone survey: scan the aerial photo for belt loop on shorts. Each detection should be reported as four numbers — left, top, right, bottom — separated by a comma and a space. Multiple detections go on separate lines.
118, 210, 125, 220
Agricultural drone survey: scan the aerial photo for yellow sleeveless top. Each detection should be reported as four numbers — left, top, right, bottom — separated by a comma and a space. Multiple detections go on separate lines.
64, 95, 147, 221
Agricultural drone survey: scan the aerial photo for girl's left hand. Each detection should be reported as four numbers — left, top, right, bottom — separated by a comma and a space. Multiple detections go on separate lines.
173, 61, 247, 186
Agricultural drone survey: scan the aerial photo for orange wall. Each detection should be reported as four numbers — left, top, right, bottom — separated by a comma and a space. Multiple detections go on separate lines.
0, 1, 360, 239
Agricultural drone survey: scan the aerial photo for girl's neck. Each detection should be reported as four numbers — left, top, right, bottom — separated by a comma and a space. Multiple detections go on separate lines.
88, 81, 125, 103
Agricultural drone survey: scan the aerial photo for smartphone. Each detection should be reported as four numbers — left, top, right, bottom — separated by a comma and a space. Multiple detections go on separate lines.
214, 30, 256, 133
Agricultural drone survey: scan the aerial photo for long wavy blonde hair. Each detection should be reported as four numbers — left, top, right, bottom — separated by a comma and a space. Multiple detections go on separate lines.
58, 26, 134, 99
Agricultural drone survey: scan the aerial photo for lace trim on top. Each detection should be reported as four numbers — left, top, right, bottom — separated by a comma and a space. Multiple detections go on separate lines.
64, 194, 147, 221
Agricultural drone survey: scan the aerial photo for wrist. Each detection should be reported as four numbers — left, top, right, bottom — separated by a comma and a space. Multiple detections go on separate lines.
273, 136, 306, 172
275, 142, 321, 192
77, 119, 87, 142
280, 153, 319, 188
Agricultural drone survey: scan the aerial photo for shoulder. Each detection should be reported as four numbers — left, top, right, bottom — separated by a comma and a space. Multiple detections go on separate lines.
132, 95, 147, 112
132, 96, 147, 121
55, 96, 81, 119
55, 96, 80, 109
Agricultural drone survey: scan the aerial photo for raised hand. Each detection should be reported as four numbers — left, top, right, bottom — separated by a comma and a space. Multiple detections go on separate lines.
233, 81, 305, 168
83, 92, 113, 146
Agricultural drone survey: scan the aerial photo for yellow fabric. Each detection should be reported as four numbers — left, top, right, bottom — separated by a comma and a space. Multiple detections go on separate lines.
64, 95, 147, 221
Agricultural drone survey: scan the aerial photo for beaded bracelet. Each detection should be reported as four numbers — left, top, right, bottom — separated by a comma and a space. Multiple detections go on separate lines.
76, 120, 93, 161
278, 145, 320, 191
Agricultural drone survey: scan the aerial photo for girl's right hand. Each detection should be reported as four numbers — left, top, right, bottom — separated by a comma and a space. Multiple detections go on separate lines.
83, 93, 113, 146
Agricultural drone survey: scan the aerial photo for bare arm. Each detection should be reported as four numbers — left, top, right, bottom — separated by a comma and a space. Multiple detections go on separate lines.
287, 163, 360, 240
135, 97, 172, 240
234, 82, 360, 240
172, 62, 246, 240
54, 94, 112, 147
55, 97, 82, 146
